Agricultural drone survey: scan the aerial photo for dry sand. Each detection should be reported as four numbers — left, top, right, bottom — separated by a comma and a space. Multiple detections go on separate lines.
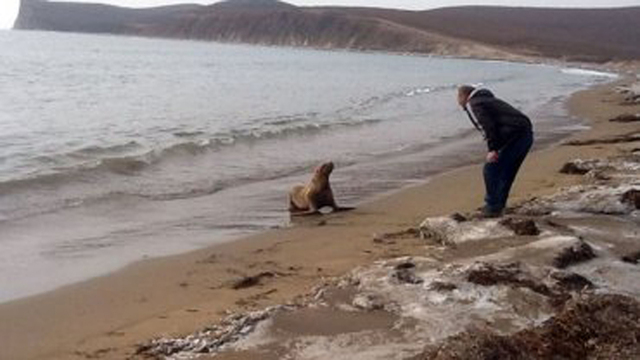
0, 74, 639, 360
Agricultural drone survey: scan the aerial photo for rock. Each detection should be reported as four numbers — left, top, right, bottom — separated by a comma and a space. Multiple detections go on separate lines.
559, 161, 590, 175
466, 262, 551, 296
610, 113, 640, 123
499, 217, 540, 236
621, 250, 640, 265
392, 266, 423, 285
553, 240, 596, 269
551, 271, 595, 292
394, 262, 416, 270
231, 272, 275, 290
621, 189, 640, 209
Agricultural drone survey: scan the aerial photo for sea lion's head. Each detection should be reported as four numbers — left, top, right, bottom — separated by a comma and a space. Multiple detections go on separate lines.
315, 161, 334, 178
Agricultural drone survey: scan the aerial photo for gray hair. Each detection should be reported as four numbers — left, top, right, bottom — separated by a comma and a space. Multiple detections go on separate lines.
457, 85, 475, 99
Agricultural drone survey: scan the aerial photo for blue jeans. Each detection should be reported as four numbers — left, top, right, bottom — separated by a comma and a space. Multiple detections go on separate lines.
483, 131, 533, 214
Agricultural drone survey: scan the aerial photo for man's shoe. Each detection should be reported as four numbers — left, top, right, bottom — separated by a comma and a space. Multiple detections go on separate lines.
468, 207, 503, 220
481, 209, 504, 219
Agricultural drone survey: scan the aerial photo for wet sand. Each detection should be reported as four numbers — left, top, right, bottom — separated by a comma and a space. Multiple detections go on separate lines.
1, 74, 639, 360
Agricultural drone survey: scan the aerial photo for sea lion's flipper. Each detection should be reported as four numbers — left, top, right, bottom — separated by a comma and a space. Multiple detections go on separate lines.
334, 206, 356, 212
290, 210, 322, 217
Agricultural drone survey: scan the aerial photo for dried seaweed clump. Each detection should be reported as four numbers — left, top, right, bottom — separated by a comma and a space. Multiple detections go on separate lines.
466, 262, 551, 296
410, 294, 640, 360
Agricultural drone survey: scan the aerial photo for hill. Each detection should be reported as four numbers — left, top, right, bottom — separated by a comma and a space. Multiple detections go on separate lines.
14, 0, 640, 63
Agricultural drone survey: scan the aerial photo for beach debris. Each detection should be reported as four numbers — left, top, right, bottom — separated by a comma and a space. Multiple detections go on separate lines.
621, 250, 640, 265
352, 293, 386, 311
466, 262, 552, 296
513, 196, 553, 216
623, 96, 640, 105
564, 132, 640, 146
621, 188, 640, 209
449, 212, 468, 222
231, 272, 276, 290
610, 113, 640, 123
553, 240, 596, 269
373, 227, 420, 244
559, 160, 591, 175
499, 217, 540, 236
428, 281, 458, 292
392, 262, 424, 285
136, 305, 291, 358
413, 294, 640, 360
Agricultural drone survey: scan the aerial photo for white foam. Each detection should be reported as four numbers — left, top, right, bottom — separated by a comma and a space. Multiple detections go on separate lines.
350, 262, 553, 342
288, 332, 424, 360
419, 217, 512, 245
524, 184, 639, 216
571, 258, 640, 298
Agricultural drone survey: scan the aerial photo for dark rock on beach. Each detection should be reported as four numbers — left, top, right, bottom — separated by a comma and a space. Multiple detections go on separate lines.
553, 240, 596, 269
621, 189, 640, 209
499, 217, 540, 236
392, 262, 423, 285
551, 271, 595, 292
621, 250, 640, 265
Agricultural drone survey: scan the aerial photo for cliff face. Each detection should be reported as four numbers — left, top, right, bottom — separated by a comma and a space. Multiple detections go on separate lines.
13, 0, 640, 62
13, 0, 201, 34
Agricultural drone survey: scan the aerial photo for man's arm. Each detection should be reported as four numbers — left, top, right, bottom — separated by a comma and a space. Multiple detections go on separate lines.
469, 101, 500, 152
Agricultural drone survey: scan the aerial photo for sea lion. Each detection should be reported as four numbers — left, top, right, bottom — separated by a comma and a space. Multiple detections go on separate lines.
288, 161, 354, 216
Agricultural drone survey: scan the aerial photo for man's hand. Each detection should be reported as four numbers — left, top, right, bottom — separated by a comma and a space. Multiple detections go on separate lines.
486, 151, 499, 163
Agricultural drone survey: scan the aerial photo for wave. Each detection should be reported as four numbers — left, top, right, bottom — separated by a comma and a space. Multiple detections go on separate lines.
71, 141, 143, 157
97, 157, 151, 175
561, 68, 619, 79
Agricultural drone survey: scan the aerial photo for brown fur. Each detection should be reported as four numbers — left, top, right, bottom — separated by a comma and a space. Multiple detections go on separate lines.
288, 162, 352, 216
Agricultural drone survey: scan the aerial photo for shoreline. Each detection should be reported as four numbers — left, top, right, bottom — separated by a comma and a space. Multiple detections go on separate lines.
0, 73, 638, 359
0, 32, 610, 305
0, 75, 589, 305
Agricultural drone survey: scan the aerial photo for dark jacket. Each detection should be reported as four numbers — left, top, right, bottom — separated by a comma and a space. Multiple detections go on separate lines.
465, 89, 532, 151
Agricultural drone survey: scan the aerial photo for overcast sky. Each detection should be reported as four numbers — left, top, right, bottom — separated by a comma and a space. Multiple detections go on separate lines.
2, 0, 640, 29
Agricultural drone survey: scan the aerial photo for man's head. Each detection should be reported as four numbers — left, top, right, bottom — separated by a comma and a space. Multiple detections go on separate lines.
457, 85, 475, 108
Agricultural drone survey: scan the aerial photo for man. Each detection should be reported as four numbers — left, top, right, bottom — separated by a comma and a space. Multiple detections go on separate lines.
458, 85, 534, 218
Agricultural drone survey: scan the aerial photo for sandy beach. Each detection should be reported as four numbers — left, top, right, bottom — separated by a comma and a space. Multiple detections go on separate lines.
1, 71, 639, 359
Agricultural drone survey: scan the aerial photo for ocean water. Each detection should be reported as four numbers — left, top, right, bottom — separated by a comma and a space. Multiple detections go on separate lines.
0, 30, 616, 303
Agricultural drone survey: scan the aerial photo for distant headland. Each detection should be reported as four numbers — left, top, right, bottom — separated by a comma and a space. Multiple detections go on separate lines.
13, 0, 640, 63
